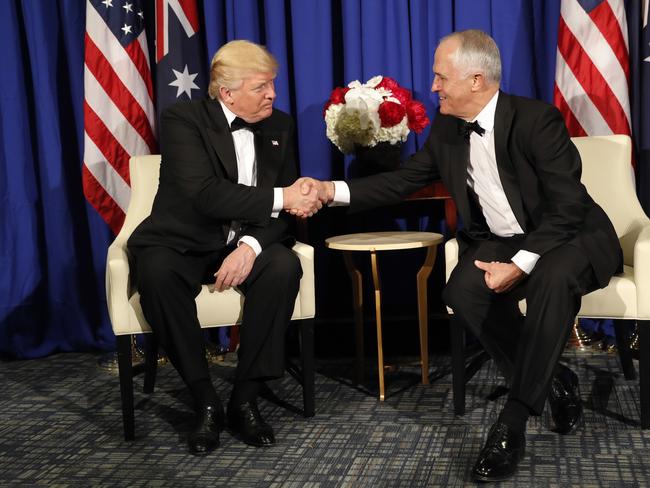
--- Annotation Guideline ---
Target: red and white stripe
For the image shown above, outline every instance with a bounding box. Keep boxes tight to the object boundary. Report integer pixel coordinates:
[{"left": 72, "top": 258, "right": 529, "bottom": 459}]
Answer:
[
  {"left": 554, "top": 0, "right": 631, "bottom": 138},
  {"left": 83, "top": 1, "right": 156, "bottom": 234}
]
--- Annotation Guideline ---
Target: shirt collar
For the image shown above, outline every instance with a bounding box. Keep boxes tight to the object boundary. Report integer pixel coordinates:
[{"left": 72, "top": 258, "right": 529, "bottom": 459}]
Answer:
[
  {"left": 472, "top": 91, "right": 499, "bottom": 133},
  {"left": 219, "top": 100, "right": 237, "bottom": 127}
]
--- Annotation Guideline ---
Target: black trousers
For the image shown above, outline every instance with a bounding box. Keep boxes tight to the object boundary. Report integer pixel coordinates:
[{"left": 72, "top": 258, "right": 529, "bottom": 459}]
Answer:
[
  {"left": 442, "top": 236, "right": 599, "bottom": 414},
  {"left": 131, "top": 243, "right": 302, "bottom": 388}
]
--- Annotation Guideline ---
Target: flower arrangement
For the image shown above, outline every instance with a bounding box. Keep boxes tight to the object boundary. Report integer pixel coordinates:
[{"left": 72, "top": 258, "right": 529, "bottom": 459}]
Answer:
[{"left": 323, "top": 75, "right": 430, "bottom": 154}]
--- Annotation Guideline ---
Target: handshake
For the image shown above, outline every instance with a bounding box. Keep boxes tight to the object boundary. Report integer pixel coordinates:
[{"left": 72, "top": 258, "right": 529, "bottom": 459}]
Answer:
[{"left": 282, "top": 177, "right": 335, "bottom": 218}]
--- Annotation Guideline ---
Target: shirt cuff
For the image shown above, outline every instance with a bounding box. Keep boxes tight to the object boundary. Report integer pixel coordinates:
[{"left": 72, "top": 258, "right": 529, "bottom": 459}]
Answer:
[
  {"left": 511, "top": 250, "right": 540, "bottom": 275},
  {"left": 271, "top": 187, "right": 283, "bottom": 218},
  {"left": 238, "top": 236, "right": 262, "bottom": 256},
  {"left": 330, "top": 180, "right": 350, "bottom": 206}
]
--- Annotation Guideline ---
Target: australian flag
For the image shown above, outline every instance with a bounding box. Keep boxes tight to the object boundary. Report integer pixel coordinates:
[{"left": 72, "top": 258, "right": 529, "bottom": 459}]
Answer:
[
  {"left": 628, "top": 0, "right": 650, "bottom": 213},
  {"left": 154, "top": 0, "right": 207, "bottom": 118}
]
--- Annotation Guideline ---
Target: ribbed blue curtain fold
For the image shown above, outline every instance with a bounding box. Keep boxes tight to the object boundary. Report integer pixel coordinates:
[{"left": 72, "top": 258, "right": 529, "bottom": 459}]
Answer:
[
  {"left": 0, "top": 0, "right": 114, "bottom": 358},
  {"left": 1, "top": 0, "right": 588, "bottom": 358}
]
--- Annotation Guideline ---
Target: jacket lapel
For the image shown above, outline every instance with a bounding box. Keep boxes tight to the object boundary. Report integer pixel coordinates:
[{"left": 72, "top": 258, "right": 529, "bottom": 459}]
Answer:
[
  {"left": 205, "top": 100, "right": 239, "bottom": 182},
  {"left": 439, "top": 117, "right": 474, "bottom": 228},
  {"left": 254, "top": 121, "right": 286, "bottom": 188},
  {"left": 493, "top": 92, "right": 527, "bottom": 231}
]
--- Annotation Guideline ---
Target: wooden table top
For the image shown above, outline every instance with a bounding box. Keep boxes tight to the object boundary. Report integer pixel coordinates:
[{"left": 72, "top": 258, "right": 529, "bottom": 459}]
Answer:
[{"left": 325, "top": 231, "right": 444, "bottom": 252}]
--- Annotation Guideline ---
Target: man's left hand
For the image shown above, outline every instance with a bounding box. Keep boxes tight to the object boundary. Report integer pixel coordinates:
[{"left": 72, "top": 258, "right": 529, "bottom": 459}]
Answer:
[
  {"left": 213, "top": 243, "right": 257, "bottom": 292},
  {"left": 474, "top": 260, "right": 526, "bottom": 293}
]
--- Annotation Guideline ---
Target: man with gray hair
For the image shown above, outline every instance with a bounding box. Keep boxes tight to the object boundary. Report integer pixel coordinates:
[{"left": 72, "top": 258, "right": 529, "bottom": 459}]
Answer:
[
  {"left": 301, "top": 29, "right": 622, "bottom": 481},
  {"left": 128, "top": 40, "right": 321, "bottom": 455}
]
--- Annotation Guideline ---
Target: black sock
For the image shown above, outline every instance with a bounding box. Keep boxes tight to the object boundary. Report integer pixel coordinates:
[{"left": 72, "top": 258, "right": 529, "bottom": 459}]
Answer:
[
  {"left": 498, "top": 398, "right": 530, "bottom": 435},
  {"left": 189, "top": 378, "right": 219, "bottom": 407},
  {"left": 230, "top": 379, "right": 262, "bottom": 406}
]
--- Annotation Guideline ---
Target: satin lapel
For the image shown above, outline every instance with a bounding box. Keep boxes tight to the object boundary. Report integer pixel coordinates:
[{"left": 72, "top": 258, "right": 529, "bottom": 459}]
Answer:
[
  {"left": 205, "top": 100, "right": 238, "bottom": 182},
  {"left": 255, "top": 126, "right": 286, "bottom": 188},
  {"left": 493, "top": 93, "right": 527, "bottom": 231},
  {"left": 440, "top": 119, "right": 473, "bottom": 228}
]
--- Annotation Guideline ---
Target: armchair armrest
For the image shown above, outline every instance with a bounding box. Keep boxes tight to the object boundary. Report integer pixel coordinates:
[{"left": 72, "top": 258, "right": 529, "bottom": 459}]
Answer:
[
  {"left": 291, "top": 241, "right": 315, "bottom": 319},
  {"left": 634, "top": 224, "right": 650, "bottom": 318},
  {"left": 445, "top": 238, "right": 459, "bottom": 283},
  {"left": 105, "top": 236, "right": 132, "bottom": 332}
]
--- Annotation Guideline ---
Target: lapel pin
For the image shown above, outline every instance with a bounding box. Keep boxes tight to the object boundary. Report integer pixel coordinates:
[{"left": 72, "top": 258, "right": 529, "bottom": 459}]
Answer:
[{"left": 271, "top": 140, "right": 279, "bottom": 146}]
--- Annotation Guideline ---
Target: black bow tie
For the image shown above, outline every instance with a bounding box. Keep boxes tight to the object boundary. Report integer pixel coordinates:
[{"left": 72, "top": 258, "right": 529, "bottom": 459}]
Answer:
[
  {"left": 461, "top": 120, "right": 485, "bottom": 140},
  {"left": 230, "top": 117, "right": 259, "bottom": 132}
]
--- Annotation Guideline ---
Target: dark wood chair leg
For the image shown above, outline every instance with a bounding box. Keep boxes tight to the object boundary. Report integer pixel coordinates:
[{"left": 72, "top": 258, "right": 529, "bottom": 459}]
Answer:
[
  {"left": 613, "top": 319, "right": 637, "bottom": 380},
  {"left": 143, "top": 333, "right": 158, "bottom": 394},
  {"left": 117, "top": 334, "right": 135, "bottom": 441},
  {"left": 639, "top": 320, "right": 650, "bottom": 429},
  {"left": 299, "top": 318, "right": 315, "bottom": 417},
  {"left": 450, "top": 315, "right": 466, "bottom": 416}
]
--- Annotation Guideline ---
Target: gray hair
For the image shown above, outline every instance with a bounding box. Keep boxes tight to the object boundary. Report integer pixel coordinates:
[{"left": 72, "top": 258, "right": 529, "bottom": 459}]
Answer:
[{"left": 440, "top": 30, "right": 501, "bottom": 85}]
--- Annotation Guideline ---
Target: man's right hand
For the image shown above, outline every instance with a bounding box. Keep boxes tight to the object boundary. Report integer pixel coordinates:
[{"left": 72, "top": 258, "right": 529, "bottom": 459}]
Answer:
[
  {"left": 283, "top": 179, "right": 323, "bottom": 218},
  {"left": 285, "top": 177, "right": 334, "bottom": 217}
]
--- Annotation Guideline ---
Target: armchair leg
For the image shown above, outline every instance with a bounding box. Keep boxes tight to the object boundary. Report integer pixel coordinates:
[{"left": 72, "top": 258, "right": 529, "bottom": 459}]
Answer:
[
  {"left": 117, "top": 334, "right": 135, "bottom": 441},
  {"left": 299, "top": 318, "right": 315, "bottom": 417},
  {"left": 450, "top": 315, "right": 466, "bottom": 416},
  {"left": 639, "top": 320, "right": 650, "bottom": 429},
  {"left": 143, "top": 333, "right": 158, "bottom": 394},
  {"left": 613, "top": 319, "right": 637, "bottom": 380}
]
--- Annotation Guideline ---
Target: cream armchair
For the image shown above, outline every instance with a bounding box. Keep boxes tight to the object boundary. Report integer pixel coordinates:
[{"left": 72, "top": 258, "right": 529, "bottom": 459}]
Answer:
[
  {"left": 106, "top": 155, "right": 316, "bottom": 441},
  {"left": 445, "top": 135, "right": 650, "bottom": 427}
]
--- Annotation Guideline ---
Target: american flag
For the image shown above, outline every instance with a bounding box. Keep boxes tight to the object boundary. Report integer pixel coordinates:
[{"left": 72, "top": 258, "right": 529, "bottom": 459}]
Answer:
[
  {"left": 83, "top": 0, "right": 156, "bottom": 234},
  {"left": 154, "top": 0, "right": 206, "bottom": 118},
  {"left": 554, "top": 0, "right": 632, "bottom": 138}
]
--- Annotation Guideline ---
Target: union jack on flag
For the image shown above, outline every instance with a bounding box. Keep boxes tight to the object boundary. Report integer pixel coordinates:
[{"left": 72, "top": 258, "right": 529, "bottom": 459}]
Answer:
[
  {"left": 155, "top": 0, "right": 207, "bottom": 118},
  {"left": 83, "top": 0, "right": 156, "bottom": 234}
]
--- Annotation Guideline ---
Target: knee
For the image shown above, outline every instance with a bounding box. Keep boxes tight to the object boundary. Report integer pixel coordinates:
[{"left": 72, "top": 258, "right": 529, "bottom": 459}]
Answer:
[
  {"left": 135, "top": 256, "right": 183, "bottom": 296},
  {"left": 263, "top": 245, "right": 303, "bottom": 285},
  {"left": 442, "top": 266, "right": 488, "bottom": 312}
]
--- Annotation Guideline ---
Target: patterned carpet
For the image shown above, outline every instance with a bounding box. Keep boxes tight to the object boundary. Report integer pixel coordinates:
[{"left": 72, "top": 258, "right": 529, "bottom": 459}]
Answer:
[{"left": 1, "top": 347, "right": 649, "bottom": 487}]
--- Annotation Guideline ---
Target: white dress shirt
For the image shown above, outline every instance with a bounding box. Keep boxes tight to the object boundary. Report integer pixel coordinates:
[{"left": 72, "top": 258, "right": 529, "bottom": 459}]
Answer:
[
  {"left": 219, "top": 101, "right": 284, "bottom": 256},
  {"left": 331, "top": 92, "right": 540, "bottom": 274}
]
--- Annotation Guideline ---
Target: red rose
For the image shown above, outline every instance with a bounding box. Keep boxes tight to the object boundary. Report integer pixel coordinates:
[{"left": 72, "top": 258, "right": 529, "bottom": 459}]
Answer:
[
  {"left": 377, "top": 76, "right": 412, "bottom": 105},
  {"left": 406, "top": 101, "right": 430, "bottom": 133},
  {"left": 378, "top": 101, "right": 406, "bottom": 127},
  {"left": 323, "top": 86, "right": 349, "bottom": 116}
]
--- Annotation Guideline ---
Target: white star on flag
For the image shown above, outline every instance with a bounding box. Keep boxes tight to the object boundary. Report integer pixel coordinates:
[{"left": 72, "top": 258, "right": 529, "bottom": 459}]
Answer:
[
  {"left": 122, "top": 2, "right": 133, "bottom": 13},
  {"left": 169, "top": 65, "right": 200, "bottom": 98},
  {"left": 121, "top": 23, "right": 132, "bottom": 35},
  {"left": 101, "top": 0, "right": 113, "bottom": 7}
]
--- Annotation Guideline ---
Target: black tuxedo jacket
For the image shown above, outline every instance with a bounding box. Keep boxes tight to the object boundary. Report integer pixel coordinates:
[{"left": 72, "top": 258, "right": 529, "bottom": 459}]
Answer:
[
  {"left": 348, "top": 91, "right": 622, "bottom": 287},
  {"left": 128, "top": 99, "right": 297, "bottom": 253}
]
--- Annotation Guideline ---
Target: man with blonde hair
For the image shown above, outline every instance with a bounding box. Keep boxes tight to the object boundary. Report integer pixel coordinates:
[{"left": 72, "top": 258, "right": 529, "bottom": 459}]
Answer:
[
  {"left": 128, "top": 40, "right": 320, "bottom": 455},
  {"left": 301, "top": 30, "right": 622, "bottom": 481}
]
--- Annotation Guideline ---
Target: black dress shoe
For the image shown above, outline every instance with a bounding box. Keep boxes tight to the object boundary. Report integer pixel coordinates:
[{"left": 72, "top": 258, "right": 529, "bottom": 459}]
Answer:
[
  {"left": 548, "top": 365, "right": 582, "bottom": 434},
  {"left": 473, "top": 421, "right": 525, "bottom": 482},
  {"left": 227, "top": 401, "right": 275, "bottom": 447},
  {"left": 187, "top": 403, "right": 226, "bottom": 456}
]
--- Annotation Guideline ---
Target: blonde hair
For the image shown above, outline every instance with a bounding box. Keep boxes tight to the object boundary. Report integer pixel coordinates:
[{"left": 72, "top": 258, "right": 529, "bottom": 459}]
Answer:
[
  {"left": 208, "top": 40, "right": 279, "bottom": 99},
  {"left": 440, "top": 30, "right": 501, "bottom": 85}
]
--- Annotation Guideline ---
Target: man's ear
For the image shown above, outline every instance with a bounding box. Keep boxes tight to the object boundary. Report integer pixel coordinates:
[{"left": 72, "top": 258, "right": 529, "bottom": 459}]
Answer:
[
  {"left": 471, "top": 73, "right": 485, "bottom": 92},
  {"left": 219, "top": 86, "right": 233, "bottom": 104}
]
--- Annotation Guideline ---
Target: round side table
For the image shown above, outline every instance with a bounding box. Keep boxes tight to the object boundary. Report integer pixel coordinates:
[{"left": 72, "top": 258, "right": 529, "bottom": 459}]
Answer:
[{"left": 325, "top": 231, "right": 444, "bottom": 400}]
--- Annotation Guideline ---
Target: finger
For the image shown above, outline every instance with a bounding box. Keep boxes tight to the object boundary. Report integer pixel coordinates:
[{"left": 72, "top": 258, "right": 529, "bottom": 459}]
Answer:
[
  {"left": 300, "top": 181, "right": 312, "bottom": 195},
  {"left": 214, "top": 271, "right": 226, "bottom": 292},
  {"left": 474, "top": 260, "right": 491, "bottom": 271}
]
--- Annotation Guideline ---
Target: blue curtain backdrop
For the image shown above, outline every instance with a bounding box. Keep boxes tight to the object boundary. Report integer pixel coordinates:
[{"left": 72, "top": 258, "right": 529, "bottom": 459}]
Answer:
[{"left": 1, "top": 0, "right": 643, "bottom": 358}]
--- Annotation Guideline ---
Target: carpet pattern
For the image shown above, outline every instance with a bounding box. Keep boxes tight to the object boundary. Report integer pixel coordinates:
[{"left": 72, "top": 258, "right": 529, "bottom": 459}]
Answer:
[{"left": 1, "top": 349, "right": 649, "bottom": 487}]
